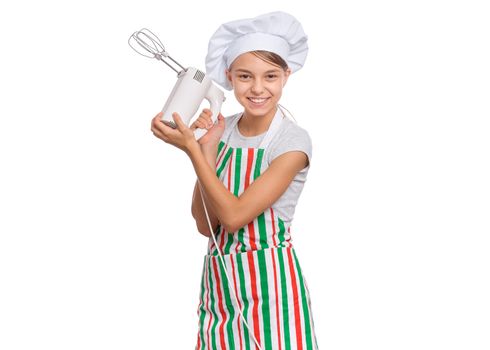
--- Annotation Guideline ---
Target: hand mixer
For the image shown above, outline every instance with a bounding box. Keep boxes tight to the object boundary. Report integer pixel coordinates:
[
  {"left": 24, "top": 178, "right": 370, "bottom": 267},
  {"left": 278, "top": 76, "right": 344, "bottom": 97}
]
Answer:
[
  {"left": 128, "top": 28, "right": 264, "bottom": 350},
  {"left": 128, "top": 28, "right": 225, "bottom": 140}
]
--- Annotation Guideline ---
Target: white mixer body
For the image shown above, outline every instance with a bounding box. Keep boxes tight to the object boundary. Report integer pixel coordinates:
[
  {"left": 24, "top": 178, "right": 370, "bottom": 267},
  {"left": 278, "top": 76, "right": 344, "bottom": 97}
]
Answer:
[{"left": 161, "top": 67, "right": 225, "bottom": 140}]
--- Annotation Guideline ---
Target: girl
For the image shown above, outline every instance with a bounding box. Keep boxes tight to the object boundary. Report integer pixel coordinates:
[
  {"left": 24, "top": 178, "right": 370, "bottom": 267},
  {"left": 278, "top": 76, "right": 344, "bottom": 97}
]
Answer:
[{"left": 150, "top": 11, "right": 318, "bottom": 350}]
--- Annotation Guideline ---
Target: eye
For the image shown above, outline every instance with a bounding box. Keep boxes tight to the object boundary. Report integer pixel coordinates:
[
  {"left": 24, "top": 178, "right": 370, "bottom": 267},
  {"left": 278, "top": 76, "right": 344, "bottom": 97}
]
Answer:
[
  {"left": 238, "top": 74, "right": 251, "bottom": 80},
  {"left": 266, "top": 74, "right": 278, "bottom": 80}
]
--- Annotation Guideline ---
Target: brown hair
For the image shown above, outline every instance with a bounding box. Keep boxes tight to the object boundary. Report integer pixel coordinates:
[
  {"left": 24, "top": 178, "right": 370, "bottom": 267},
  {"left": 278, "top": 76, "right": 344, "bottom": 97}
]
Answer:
[{"left": 250, "top": 50, "right": 289, "bottom": 71}]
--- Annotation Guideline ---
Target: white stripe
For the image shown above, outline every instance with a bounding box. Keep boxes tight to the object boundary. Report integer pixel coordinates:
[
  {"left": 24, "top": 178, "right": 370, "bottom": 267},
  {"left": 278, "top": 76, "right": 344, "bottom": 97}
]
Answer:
[
  {"left": 264, "top": 248, "right": 281, "bottom": 349},
  {"left": 281, "top": 248, "right": 296, "bottom": 346},
  {"left": 203, "top": 257, "right": 212, "bottom": 346}
]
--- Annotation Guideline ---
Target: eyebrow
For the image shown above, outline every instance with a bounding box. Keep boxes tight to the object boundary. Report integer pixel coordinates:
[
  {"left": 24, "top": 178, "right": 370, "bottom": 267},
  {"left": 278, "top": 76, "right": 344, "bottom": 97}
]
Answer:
[{"left": 234, "top": 68, "right": 281, "bottom": 74}]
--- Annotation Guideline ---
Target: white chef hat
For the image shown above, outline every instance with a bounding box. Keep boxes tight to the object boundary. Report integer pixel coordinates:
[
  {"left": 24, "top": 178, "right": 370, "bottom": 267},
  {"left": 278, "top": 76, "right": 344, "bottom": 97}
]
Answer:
[{"left": 205, "top": 11, "right": 309, "bottom": 90}]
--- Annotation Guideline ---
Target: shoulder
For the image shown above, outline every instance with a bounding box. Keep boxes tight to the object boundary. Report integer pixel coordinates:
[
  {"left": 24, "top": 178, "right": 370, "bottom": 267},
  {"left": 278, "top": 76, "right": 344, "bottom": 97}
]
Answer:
[
  {"left": 279, "top": 117, "right": 312, "bottom": 143},
  {"left": 268, "top": 117, "right": 313, "bottom": 164}
]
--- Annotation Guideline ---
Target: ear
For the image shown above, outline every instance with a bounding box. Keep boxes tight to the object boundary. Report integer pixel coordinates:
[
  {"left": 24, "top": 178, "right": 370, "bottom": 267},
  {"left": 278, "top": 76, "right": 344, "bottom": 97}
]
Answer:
[{"left": 225, "top": 68, "right": 233, "bottom": 85}]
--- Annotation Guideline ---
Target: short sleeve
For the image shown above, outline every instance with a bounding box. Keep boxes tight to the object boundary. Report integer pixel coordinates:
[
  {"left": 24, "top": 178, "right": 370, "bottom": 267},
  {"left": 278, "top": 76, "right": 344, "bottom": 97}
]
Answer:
[{"left": 267, "top": 123, "right": 312, "bottom": 168}]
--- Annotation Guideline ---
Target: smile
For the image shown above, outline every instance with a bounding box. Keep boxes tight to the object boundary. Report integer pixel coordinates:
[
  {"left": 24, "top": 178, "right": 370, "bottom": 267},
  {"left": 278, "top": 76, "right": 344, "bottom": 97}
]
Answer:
[{"left": 247, "top": 97, "right": 270, "bottom": 105}]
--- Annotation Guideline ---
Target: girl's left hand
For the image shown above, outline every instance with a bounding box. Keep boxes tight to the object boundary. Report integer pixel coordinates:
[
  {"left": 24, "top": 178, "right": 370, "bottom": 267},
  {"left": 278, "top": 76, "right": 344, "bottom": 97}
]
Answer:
[{"left": 151, "top": 111, "right": 198, "bottom": 154}]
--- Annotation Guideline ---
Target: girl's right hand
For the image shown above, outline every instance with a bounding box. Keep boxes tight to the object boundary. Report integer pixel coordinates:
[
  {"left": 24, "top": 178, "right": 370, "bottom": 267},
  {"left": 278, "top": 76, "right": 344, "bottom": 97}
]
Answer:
[{"left": 190, "top": 108, "right": 225, "bottom": 148}]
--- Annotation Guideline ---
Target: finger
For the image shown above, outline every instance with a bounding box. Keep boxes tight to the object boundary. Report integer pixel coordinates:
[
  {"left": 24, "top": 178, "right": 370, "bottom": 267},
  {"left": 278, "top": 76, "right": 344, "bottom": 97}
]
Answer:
[
  {"left": 196, "top": 119, "right": 208, "bottom": 129},
  {"left": 151, "top": 124, "right": 168, "bottom": 141},
  {"left": 204, "top": 114, "right": 215, "bottom": 127},
  {"left": 151, "top": 116, "right": 167, "bottom": 134},
  {"left": 172, "top": 112, "right": 187, "bottom": 132},
  {"left": 151, "top": 114, "right": 167, "bottom": 135},
  {"left": 217, "top": 113, "right": 225, "bottom": 126},
  {"left": 190, "top": 119, "right": 205, "bottom": 131},
  {"left": 153, "top": 116, "right": 177, "bottom": 136},
  {"left": 150, "top": 113, "right": 163, "bottom": 130}
]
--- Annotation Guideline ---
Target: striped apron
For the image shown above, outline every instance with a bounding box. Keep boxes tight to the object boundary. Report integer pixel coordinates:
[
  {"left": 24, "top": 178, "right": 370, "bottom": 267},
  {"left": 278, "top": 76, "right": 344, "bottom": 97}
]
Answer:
[{"left": 195, "top": 110, "right": 318, "bottom": 350}]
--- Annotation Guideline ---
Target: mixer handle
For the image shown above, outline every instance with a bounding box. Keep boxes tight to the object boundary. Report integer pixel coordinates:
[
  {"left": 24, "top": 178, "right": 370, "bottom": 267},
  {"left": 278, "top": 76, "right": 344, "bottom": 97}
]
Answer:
[{"left": 193, "top": 83, "right": 226, "bottom": 140}]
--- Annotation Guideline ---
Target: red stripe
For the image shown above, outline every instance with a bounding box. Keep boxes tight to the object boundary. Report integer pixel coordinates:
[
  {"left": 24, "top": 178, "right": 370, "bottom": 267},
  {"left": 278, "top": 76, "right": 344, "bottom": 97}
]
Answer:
[
  {"left": 224, "top": 151, "right": 233, "bottom": 252},
  {"left": 230, "top": 258, "right": 244, "bottom": 350},
  {"left": 234, "top": 152, "right": 242, "bottom": 254},
  {"left": 205, "top": 259, "right": 213, "bottom": 347},
  {"left": 244, "top": 148, "right": 254, "bottom": 189},
  {"left": 244, "top": 149, "right": 257, "bottom": 250},
  {"left": 216, "top": 144, "right": 228, "bottom": 167},
  {"left": 196, "top": 332, "right": 201, "bottom": 350},
  {"left": 212, "top": 259, "right": 228, "bottom": 350},
  {"left": 219, "top": 225, "right": 226, "bottom": 251},
  {"left": 287, "top": 249, "right": 304, "bottom": 349},
  {"left": 270, "top": 210, "right": 282, "bottom": 348},
  {"left": 247, "top": 251, "right": 262, "bottom": 348},
  {"left": 227, "top": 149, "right": 233, "bottom": 192},
  {"left": 270, "top": 208, "right": 277, "bottom": 246},
  {"left": 247, "top": 222, "right": 257, "bottom": 250}
]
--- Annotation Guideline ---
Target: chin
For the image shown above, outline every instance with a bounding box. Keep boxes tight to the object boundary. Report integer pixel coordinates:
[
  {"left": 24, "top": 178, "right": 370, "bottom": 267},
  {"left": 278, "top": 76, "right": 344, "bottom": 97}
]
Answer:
[
  {"left": 241, "top": 100, "right": 277, "bottom": 117},
  {"left": 243, "top": 107, "right": 273, "bottom": 118}
]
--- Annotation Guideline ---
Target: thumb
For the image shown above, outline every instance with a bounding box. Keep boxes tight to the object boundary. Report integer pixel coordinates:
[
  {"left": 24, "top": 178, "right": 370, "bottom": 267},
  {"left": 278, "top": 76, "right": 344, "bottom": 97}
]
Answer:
[{"left": 217, "top": 113, "right": 225, "bottom": 127}]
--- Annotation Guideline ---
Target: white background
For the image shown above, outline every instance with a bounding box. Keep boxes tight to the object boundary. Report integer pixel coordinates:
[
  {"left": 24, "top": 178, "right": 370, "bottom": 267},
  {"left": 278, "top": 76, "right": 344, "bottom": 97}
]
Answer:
[{"left": 0, "top": 0, "right": 489, "bottom": 349}]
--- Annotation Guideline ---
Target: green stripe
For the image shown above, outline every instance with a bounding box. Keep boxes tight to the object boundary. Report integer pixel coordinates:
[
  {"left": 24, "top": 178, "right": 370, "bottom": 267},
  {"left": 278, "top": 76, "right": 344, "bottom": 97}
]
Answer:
[
  {"left": 224, "top": 233, "right": 234, "bottom": 254},
  {"left": 234, "top": 148, "right": 242, "bottom": 196},
  {"left": 253, "top": 148, "right": 264, "bottom": 180},
  {"left": 277, "top": 217, "right": 286, "bottom": 246},
  {"left": 207, "top": 260, "right": 219, "bottom": 350},
  {"left": 254, "top": 148, "right": 264, "bottom": 180},
  {"left": 236, "top": 254, "right": 251, "bottom": 350},
  {"left": 216, "top": 147, "right": 233, "bottom": 178},
  {"left": 237, "top": 228, "right": 247, "bottom": 252},
  {"left": 257, "top": 249, "right": 273, "bottom": 349},
  {"left": 217, "top": 141, "right": 225, "bottom": 156},
  {"left": 293, "top": 250, "right": 314, "bottom": 350},
  {"left": 253, "top": 149, "right": 268, "bottom": 250},
  {"left": 218, "top": 258, "right": 236, "bottom": 349},
  {"left": 277, "top": 249, "right": 291, "bottom": 349},
  {"left": 198, "top": 258, "right": 207, "bottom": 349},
  {"left": 257, "top": 213, "right": 268, "bottom": 249}
]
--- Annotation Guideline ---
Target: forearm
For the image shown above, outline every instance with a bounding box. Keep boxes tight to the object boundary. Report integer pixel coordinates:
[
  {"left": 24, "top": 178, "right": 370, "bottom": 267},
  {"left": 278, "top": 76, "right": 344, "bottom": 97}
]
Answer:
[
  {"left": 191, "top": 150, "right": 220, "bottom": 236},
  {"left": 187, "top": 143, "right": 240, "bottom": 233}
]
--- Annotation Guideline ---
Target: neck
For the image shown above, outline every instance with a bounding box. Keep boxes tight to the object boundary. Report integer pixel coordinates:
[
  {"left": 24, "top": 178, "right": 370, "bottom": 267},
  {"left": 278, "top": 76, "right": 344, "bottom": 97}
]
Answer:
[{"left": 238, "top": 106, "right": 278, "bottom": 137}]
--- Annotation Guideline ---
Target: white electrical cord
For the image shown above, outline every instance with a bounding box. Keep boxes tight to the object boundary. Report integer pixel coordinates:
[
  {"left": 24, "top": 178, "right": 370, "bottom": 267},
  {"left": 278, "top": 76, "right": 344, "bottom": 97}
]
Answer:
[{"left": 197, "top": 180, "right": 263, "bottom": 350}]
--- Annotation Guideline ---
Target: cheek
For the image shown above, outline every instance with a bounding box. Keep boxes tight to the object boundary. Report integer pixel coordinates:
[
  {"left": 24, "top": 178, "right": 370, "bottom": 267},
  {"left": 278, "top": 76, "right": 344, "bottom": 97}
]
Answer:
[
  {"left": 269, "top": 84, "right": 283, "bottom": 98},
  {"left": 233, "top": 83, "right": 249, "bottom": 97}
]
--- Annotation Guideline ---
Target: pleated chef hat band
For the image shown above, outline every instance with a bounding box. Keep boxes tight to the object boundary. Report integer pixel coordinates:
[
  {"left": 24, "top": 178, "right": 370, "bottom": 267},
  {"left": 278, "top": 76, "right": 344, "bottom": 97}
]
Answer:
[{"left": 223, "top": 32, "right": 290, "bottom": 69}]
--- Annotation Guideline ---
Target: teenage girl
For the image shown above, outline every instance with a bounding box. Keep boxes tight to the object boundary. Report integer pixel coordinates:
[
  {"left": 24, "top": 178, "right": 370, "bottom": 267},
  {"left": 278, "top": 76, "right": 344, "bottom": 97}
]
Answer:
[{"left": 150, "top": 11, "right": 319, "bottom": 350}]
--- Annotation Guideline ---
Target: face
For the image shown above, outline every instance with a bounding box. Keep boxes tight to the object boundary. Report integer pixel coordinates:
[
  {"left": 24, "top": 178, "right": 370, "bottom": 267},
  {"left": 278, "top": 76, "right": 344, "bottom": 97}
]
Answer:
[{"left": 226, "top": 52, "right": 291, "bottom": 118}]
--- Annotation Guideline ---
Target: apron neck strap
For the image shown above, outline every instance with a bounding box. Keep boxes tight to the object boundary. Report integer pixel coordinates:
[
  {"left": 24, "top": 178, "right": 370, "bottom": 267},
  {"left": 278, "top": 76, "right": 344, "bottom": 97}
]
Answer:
[
  {"left": 227, "top": 107, "right": 285, "bottom": 149},
  {"left": 258, "top": 107, "right": 284, "bottom": 149}
]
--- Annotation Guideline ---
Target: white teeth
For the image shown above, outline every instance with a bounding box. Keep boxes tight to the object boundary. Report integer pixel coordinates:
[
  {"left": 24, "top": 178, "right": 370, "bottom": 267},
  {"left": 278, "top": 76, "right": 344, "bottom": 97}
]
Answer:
[{"left": 249, "top": 98, "right": 267, "bottom": 103}]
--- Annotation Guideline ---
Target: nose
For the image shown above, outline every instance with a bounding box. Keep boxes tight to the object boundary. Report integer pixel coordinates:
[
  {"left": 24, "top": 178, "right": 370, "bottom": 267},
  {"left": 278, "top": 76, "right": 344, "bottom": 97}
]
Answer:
[{"left": 251, "top": 79, "right": 264, "bottom": 95}]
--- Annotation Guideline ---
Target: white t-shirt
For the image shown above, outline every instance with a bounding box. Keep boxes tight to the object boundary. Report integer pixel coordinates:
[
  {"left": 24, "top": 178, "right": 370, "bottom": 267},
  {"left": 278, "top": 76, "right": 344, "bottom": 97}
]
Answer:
[{"left": 219, "top": 112, "right": 312, "bottom": 228}]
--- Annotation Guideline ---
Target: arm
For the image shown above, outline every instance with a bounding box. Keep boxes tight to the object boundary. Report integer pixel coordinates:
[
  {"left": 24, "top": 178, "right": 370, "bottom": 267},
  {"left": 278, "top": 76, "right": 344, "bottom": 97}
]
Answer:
[
  {"left": 187, "top": 141, "right": 308, "bottom": 233},
  {"left": 150, "top": 111, "right": 308, "bottom": 234},
  {"left": 191, "top": 146, "right": 220, "bottom": 237}
]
